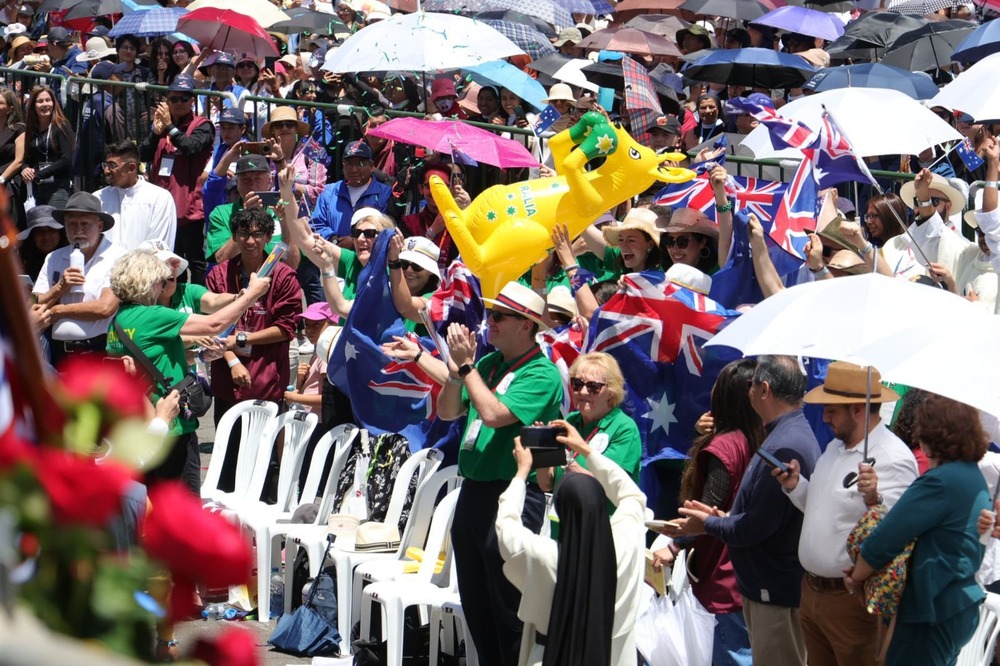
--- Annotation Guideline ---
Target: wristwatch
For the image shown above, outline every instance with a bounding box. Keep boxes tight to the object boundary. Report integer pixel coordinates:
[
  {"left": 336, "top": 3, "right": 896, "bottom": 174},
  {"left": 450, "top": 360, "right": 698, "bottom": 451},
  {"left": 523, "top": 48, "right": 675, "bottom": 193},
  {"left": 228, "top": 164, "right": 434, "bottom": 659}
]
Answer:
[
  {"left": 236, "top": 332, "right": 248, "bottom": 348},
  {"left": 457, "top": 363, "right": 475, "bottom": 378}
]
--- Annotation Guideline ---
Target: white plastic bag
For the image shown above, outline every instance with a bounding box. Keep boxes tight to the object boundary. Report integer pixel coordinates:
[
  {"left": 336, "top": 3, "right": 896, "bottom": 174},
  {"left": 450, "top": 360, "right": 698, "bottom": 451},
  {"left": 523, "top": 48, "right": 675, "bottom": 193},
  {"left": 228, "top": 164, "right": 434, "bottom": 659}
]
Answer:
[{"left": 24, "top": 182, "right": 35, "bottom": 210}]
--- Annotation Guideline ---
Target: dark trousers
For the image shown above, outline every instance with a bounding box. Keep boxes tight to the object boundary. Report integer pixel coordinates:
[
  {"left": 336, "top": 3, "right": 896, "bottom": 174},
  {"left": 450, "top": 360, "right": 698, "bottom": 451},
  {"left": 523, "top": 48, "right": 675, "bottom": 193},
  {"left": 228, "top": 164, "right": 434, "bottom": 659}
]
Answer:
[
  {"left": 886, "top": 604, "right": 980, "bottom": 666},
  {"left": 146, "top": 430, "right": 197, "bottom": 492},
  {"left": 451, "top": 478, "right": 545, "bottom": 666},
  {"left": 296, "top": 256, "right": 325, "bottom": 306},
  {"left": 49, "top": 334, "right": 108, "bottom": 369},
  {"left": 301, "top": 378, "right": 356, "bottom": 494},
  {"left": 175, "top": 222, "right": 206, "bottom": 285}
]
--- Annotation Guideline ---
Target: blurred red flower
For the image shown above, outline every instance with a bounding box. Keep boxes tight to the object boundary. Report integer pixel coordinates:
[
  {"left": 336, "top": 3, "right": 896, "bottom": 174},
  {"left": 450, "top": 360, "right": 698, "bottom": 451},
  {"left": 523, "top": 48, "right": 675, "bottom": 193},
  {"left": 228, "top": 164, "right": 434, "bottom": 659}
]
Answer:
[
  {"left": 192, "top": 627, "right": 259, "bottom": 666},
  {"left": 34, "top": 448, "right": 135, "bottom": 527},
  {"left": 57, "top": 353, "right": 151, "bottom": 419}
]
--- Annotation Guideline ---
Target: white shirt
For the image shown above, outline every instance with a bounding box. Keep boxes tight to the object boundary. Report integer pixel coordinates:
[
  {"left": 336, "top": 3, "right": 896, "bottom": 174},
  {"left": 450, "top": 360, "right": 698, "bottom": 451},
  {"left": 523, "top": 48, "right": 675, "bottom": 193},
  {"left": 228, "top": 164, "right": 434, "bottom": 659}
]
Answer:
[
  {"left": 32, "top": 237, "right": 125, "bottom": 341},
  {"left": 786, "top": 422, "right": 918, "bottom": 578},
  {"left": 97, "top": 178, "right": 177, "bottom": 252}
]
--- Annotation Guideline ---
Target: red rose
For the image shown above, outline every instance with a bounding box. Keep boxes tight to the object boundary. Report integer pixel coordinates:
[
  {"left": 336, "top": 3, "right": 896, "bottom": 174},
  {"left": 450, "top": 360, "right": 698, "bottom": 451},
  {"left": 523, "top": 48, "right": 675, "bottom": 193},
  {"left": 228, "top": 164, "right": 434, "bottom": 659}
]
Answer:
[
  {"left": 34, "top": 448, "right": 136, "bottom": 527},
  {"left": 0, "top": 431, "right": 36, "bottom": 469},
  {"left": 192, "top": 627, "right": 259, "bottom": 666},
  {"left": 57, "top": 353, "right": 151, "bottom": 419},
  {"left": 143, "top": 483, "right": 253, "bottom": 619}
]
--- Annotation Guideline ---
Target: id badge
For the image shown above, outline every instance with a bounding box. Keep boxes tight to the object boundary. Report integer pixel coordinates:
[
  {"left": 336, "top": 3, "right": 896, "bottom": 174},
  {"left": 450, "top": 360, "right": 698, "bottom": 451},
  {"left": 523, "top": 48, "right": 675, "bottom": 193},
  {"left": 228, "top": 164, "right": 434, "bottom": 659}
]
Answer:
[
  {"left": 158, "top": 156, "right": 175, "bottom": 177},
  {"left": 462, "top": 419, "right": 482, "bottom": 451}
]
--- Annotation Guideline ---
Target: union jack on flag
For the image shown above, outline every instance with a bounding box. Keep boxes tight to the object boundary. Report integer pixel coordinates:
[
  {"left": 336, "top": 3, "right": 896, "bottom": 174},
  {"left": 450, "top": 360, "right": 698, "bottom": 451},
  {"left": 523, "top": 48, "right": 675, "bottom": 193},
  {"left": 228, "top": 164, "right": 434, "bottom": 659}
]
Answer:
[
  {"left": 769, "top": 157, "right": 819, "bottom": 260},
  {"left": 808, "top": 111, "right": 876, "bottom": 189},
  {"left": 538, "top": 322, "right": 585, "bottom": 416},
  {"left": 654, "top": 174, "right": 787, "bottom": 224},
  {"left": 728, "top": 98, "right": 818, "bottom": 151}
]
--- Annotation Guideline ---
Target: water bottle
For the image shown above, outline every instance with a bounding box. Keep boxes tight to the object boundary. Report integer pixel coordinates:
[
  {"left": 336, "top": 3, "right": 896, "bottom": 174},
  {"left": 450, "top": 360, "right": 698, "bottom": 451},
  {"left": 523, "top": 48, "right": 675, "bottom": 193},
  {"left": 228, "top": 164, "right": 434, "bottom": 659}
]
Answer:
[
  {"left": 68, "top": 244, "right": 84, "bottom": 294},
  {"left": 269, "top": 567, "right": 284, "bottom": 619},
  {"left": 201, "top": 603, "right": 225, "bottom": 620}
]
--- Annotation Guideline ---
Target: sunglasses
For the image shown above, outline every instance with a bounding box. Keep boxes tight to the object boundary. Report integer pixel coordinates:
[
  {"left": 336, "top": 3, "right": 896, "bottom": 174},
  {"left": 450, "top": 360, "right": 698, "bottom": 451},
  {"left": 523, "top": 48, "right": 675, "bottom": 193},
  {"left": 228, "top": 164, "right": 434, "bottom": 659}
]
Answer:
[
  {"left": 662, "top": 235, "right": 691, "bottom": 249},
  {"left": 929, "top": 197, "right": 945, "bottom": 207},
  {"left": 351, "top": 228, "right": 378, "bottom": 239},
  {"left": 234, "top": 230, "right": 266, "bottom": 240},
  {"left": 399, "top": 260, "right": 424, "bottom": 272},
  {"left": 487, "top": 309, "right": 523, "bottom": 322},
  {"left": 570, "top": 378, "right": 606, "bottom": 393},
  {"left": 822, "top": 245, "right": 834, "bottom": 258},
  {"left": 271, "top": 120, "right": 299, "bottom": 129},
  {"left": 167, "top": 95, "right": 192, "bottom": 103}
]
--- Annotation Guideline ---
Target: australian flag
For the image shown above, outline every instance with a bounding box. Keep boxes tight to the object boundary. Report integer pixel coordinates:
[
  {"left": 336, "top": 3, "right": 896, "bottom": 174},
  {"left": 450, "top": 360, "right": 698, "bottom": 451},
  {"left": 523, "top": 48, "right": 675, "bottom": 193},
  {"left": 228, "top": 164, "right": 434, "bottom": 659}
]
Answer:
[
  {"left": 328, "top": 230, "right": 463, "bottom": 452},
  {"left": 809, "top": 111, "right": 876, "bottom": 189},
  {"left": 532, "top": 104, "right": 562, "bottom": 136},
  {"left": 585, "top": 272, "right": 741, "bottom": 483},
  {"left": 654, "top": 173, "right": 787, "bottom": 225},
  {"left": 770, "top": 157, "right": 819, "bottom": 260},
  {"left": 957, "top": 137, "right": 985, "bottom": 172}
]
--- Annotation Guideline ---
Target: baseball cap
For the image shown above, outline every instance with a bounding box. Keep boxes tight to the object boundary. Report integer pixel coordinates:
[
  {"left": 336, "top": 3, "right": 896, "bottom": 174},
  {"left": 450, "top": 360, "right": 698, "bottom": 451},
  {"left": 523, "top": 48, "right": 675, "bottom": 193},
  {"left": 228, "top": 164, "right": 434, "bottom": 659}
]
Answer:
[
  {"left": 298, "top": 301, "right": 338, "bottom": 323},
  {"left": 235, "top": 154, "right": 270, "bottom": 173},
  {"left": 343, "top": 140, "right": 373, "bottom": 161},
  {"left": 168, "top": 74, "right": 195, "bottom": 93},
  {"left": 138, "top": 239, "right": 189, "bottom": 277},
  {"left": 47, "top": 26, "right": 72, "bottom": 45},
  {"left": 218, "top": 108, "right": 247, "bottom": 125}
]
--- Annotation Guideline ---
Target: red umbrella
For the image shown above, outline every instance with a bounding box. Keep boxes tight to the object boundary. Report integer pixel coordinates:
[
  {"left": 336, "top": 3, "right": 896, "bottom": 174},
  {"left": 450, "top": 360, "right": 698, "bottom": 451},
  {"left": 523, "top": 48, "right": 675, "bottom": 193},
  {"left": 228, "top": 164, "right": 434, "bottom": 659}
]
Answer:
[
  {"left": 578, "top": 26, "right": 683, "bottom": 57},
  {"left": 177, "top": 7, "right": 278, "bottom": 57}
]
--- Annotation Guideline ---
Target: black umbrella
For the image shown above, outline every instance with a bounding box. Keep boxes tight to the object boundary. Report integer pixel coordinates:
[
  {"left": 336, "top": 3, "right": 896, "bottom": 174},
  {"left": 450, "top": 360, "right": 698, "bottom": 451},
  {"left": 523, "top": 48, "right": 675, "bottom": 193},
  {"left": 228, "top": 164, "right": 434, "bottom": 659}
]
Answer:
[
  {"left": 677, "top": 0, "right": 769, "bottom": 21},
  {"left": 784, "top": 0, "right": 857, "bottom": 12},
  {"left": 524, "top": 52, "right": 574, "bottom": 78},
  {"left": 56, "top": 0, "right": 155, "bottom": 19},
  {"left": 682, "top": 47, "right": 817, "bottom": 89},
  {"left": 270, "top": 8, "right": 350, "bottom": 37},
  {"left": 880, "top": 19, "right": 977, "bottom": 72},
  {"left": 827, "top": 11, "right": 928, "bottom": 54},
  {"left": 475, "top": 10, "right": 557, "bottom": 38},
  {"left": 580, "top": 60, "right": 681, "bottom": 115}
]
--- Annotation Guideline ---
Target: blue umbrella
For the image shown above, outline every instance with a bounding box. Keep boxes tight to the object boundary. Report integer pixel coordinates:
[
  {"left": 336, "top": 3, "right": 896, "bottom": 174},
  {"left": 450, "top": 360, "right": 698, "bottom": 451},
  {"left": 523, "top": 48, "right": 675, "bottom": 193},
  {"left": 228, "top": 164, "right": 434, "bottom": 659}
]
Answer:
[
  {"left": 108, "top": 6, "right": 188, "bottom": 37},
  {"left": 684, "top": 47, "right": 817, "bottom": 88},
  {"left": 483, "top": 20, "right": 557, "bottom": 59},
  {"left": 477, "top": 10, "right": 557, "bottom": 37},
  {"left": 484, "top": 0, "right": 572, "bottom": 28},
  {"left": 803, "top": 63, "right": 939, "bottom": 100},
  {"left": 556, "top": 0, "right": 615, "bottom": 15},
  {"left": 465, "top": 60, "right": 548, "bottom": 109},
  {"left": 952, "top": 19, "right": 1000, "bottom": 64},
  {"left": 751, "top": 5, "right": 845, "bottom": 42}
]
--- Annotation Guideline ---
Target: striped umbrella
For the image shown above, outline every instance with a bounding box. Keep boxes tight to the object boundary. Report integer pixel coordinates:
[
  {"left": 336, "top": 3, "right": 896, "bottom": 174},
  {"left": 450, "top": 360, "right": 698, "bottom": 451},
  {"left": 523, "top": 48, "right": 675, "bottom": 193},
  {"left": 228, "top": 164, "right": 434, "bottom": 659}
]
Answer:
[
  {"left": 886, "top": 0, "right": 957, "bottom": 12},
  {"left": 485, "top": 0, "right": 573, "bottom": 27},
  {"left": 108, "top": 6, "right": 188, "bottom": 37},
  {"left": 484, "top": 19, "right": 557, "bottom": 58}
]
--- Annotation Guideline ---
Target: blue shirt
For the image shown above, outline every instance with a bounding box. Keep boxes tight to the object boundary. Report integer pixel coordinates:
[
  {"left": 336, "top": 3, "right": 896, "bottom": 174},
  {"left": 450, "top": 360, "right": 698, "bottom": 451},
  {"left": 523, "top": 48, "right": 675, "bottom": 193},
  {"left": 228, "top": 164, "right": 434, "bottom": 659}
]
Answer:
[
  {"left": 704, "top": 409, "right": 821, "bottom": 607},
  {"left": 311, "top": 177, "right": 393, "bottom": 240}
]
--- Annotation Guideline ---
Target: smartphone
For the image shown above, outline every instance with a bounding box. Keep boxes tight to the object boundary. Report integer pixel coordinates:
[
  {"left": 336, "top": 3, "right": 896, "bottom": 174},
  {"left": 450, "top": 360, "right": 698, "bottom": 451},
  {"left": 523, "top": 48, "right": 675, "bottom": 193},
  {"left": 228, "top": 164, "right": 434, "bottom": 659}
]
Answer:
[
  {"left": 253, "top": 191, "right": 281, "bottom": 207},
  {"left": 756, "top": 448, "right": 789, "bottom": 475},
  {"left": 513, "top": 105, "right": 527, "bottom": 121},
  {"left": 19, "top": 274, "right": 33, "bottom": 289},
  {"left": 520, "top": 425, "right": 568, "bottom": 469},
  {"left": 243, "top": 141, "right": 269, "bottom": 155}
]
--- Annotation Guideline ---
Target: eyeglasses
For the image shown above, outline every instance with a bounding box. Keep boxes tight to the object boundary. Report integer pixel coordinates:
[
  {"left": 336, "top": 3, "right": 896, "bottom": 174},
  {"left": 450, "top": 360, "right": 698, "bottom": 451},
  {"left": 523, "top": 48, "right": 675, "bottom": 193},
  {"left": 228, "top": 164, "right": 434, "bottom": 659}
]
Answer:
[
  {"left": 167, "top": 95, "right": 192, "bottom": 103},
  {"left": 864, "top": 212, "right": 880, "bottom": 221},
  {"left": 662, "top": 235, "right": 691, "bottom": 249},
  {"left": 570, "top": 378, "right": 606, "bottom": 393},
  {"left": 102, "top": 160, "right": 134, "bottom": 170},
  {"left": 234, "top": 230, "right": 266, "bottom": 240},
  {"left": 351, "top": 228, "right": 378, "bottom": 239},
  {"left": 399, "top": 260, "right": 424, "bottom": 272},
  {"left": 487, "top": 309, "right": 524, "bottom": 322},
  {"left": 271, "top": 120, "right": 299, "bottom": 129}
]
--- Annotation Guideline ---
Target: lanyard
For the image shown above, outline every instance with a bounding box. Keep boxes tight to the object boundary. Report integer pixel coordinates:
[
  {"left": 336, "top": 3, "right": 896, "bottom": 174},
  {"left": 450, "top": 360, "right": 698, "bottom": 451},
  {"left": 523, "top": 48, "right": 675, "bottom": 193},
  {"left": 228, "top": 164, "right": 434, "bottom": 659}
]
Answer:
[{"left": 483, "top": 346, "right": 542, "bottom": 392}]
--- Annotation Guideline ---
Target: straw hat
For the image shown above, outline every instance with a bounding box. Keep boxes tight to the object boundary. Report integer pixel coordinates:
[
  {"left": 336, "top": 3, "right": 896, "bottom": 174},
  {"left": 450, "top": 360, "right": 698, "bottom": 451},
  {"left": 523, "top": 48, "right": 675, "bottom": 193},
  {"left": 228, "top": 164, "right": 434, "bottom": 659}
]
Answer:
[
  {"left": 8, "top": 35, "right": 35, "bottom": 60},
  {"left": 547, "top": 285, "right": 578, "bottom": 318},
  {"left": 899, "top": 172, "right": 965, "bottom": 213},
  {"left": 803, "top": 361, "right": 899, "bottom": 404},
  {"left": 482, "top": 281, "right": 549, "bottom": 329},
  {"left": 602, "top": 208, "right": 661, "bottom": 247},
  {"left": 260, "top": 105, "right": 310, "bottom": 139},
  {"left": 662, "top": 207, "right": 720, "bottom": 239}
]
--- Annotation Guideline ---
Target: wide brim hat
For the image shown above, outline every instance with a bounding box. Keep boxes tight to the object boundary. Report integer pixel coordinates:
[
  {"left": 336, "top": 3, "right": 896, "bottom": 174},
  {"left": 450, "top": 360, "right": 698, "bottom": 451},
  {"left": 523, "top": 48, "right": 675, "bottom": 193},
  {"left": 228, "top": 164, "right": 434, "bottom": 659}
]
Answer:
[
  {"left": 827, "top": 249, "right": 867, "bottom": 276},
  {"left": 546, "top": 285, "right": 577, "bottom": 318},
  {"left": 8, "top": 35, "right": 35, "bottom": 59},
  {"left": 482, "top": 281, "right": 550, "bottom": 330},
  {"left": 76, "top": 37, "right": 117, "bottom": 62},
  {"left": 138, "top": 239, "right": 189, "bottom": 277},
  {"left": 899, "top": 173, "right": 965, "bottom": 214},
  {"left": 553, "top": 27, "right": 582, "bottom": 47},
  {"left": 260, "top": 105, "right": 310, "bottom": 139},
  {"left": 602, "top": 208, "right": 661, "bottom": 247},
  {"left": 16, "top": 205, "right": 61, "bottom": 240},
  {"left": 398, "top": 236, "right": 441, "bottom": 279},
  {"left": 542, "top": 82, "right": 576, "bottom": 103},
  {"left": 964, "top": 189, "right": 984, "bottom": 229},
  {"left": 803, "top": 361, "right": 899, "bottom": 404},
  {"left": 663, "top": 207, "right": 720, "bottom": 239},
  {"left": 53, "top": 192, "right": 115, "bottom": 230}
]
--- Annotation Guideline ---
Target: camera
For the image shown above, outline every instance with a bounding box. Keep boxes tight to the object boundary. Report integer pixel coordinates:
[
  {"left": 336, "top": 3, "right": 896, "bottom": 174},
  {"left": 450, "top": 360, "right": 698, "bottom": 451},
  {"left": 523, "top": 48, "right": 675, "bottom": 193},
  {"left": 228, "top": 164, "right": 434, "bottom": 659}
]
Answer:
[{"left": 520, "top": 425, "right": 569, "bottom": 469}]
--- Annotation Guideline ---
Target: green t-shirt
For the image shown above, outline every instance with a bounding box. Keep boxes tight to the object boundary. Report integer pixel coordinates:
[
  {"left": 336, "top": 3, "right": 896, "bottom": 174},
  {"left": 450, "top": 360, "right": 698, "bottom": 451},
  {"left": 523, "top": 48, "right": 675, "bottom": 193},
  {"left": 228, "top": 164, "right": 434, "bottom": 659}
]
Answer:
[
  {"left": 459, "top": 348, "right": 564, "bottom": 482},
  {"left": 170, "top": 282, "right": 207, "bottom": 315},
  {"left": 402, "top": 291, "right": 434, "bottom": 337},
  {"left": 554, "top": 407, "right": 642, "bottom": 486},
  {"left": 516, "top": 252, "right": 619, "bottom": 292},
  {"left": 107, "top": 303, "right": 194, "bottom": 436},
  {"left": 337, "top": 247, "right": 363, "bottom": 301},
  {"left": 205, "top": 200, "right": 282, "bottom": 263}
]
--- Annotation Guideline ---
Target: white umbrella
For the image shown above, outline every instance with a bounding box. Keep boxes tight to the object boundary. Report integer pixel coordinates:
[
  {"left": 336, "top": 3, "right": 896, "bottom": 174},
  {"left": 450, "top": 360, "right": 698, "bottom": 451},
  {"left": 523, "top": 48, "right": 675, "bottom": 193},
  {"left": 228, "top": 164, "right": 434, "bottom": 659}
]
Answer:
[
  {"left": 321, "top": 12, "right": 525, "bottom": 73},
  {"left": 931, "top": 52, "right": 1000, "bottom": 124},
  {"left": 551, "top": 58, "right": 599, "bottom": 92},
  {"left": 185, "top": 0, "right": 288, "bottom": 27},
  {"left": 742, "top": 87, "right": 962, "bottom": 159},
  {"left": 705, "top": 273, "right": 1000, "bottom": 416}
]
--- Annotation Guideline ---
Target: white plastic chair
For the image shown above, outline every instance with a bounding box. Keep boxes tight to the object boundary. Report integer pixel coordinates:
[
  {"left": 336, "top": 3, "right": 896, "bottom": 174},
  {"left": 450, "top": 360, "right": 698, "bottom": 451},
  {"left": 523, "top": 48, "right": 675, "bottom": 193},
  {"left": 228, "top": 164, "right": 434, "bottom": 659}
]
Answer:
[
  {"left": 358, "top": 487, "right": 461, "bottom": 666},
  {"left": 957, "top": 592, "right": 1000, "bottom": 666},
  {"left": 430, "top": 594, "right": 479, "bottom": 666},
  {"left": 201, "top": 400, "right": 278, "bottom": 507},
  {"left": 350, "top": 466, "right": 462, "bottom": 632}
]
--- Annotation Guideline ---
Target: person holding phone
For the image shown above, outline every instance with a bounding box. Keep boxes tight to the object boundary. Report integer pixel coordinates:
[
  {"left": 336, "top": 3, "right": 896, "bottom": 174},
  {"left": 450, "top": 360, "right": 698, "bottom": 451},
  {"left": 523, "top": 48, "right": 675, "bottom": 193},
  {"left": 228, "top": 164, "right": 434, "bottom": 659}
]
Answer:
[
  {"left": 670, "top": 355, "right": 820, "bottom": 666},
  {"left": 771, "top": 362, "right": 917, "bottom": 666}
]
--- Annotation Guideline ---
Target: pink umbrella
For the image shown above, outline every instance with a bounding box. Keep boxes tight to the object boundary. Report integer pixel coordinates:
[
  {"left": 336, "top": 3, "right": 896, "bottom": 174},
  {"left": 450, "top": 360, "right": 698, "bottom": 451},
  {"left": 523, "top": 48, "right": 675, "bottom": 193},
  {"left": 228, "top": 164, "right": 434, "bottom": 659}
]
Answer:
[
  {"left": 366, "top": 117, "right": 539, "bottom": 168},
  {"left": 177, "top": 7, "right": 279, "bottom": 57}
]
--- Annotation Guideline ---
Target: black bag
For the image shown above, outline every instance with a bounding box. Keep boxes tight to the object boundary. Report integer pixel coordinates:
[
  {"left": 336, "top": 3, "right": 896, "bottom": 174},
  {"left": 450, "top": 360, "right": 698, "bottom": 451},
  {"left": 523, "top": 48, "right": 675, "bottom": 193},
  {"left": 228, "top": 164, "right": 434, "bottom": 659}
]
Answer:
[
  {"left": 269, "top": 536, "right": 343, "bottom": 657},
  {"left": 113, "top": 318, "right": 212, "bottom": 418}
]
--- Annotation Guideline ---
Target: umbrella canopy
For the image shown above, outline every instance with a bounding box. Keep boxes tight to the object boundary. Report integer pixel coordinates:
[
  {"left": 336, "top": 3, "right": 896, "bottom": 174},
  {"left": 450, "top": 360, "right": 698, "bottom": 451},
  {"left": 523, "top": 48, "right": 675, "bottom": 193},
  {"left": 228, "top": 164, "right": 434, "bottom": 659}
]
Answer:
[
  {"left": 803, "top": 62, "right": 940, "bottom": 100},
  {"left": 683, "top": 47, "right": 816, "bottom": 88},
  {"left": 524, "top": 52, "right": 574, "bottom": 77},
  {"left": 678, "top": 0, "right": 770, "bottom": 21},
  {"left": 931, "top": 51, "right": 1000, "bottom": 123},
  {"left": 482, "top": 19, "right": 557, "bottom": 59},
  {"left": 885, "top": 0, "right": 956, "bottom": 12},
  {"left": 880, "top": 19, "right": 977, "bottom": 72},
  {"left": 561, "top": 0, "right": 615, "bottom": 14},
  {"left": 705, "top": 273, "right": 1000, "bottom": 417},
  {"left": 185, "top": 0, "right": 288, "bottom": 27},
  {"left": 580, "top": 60, "right": 680, "bottom": 112},
  {"left": 107, "top": 5, "right": 186, "bottom": 36},
  {"left": 952, "top": 18, "right": 1000, "bottom": 63},
  {"left": 752, "top": 5, "right": 845, "bottom": 41},
  {"left": 577, "top": 26, "right": 683, "bottom": 57},
  {"left": 625, "top": 14, "right": 690, "bottom": 40},
  {"left": 321, "top": 12, "right": 525, "bottom": 73},
  {"left": 785, "top": 0, "right": 853, "bottom": 11},
  {"left": 550, "top": 57, "right": 599, "bottom": 91},
  {"left": 477, "top": 10, "right": 557, "bottom": 37},
  {"left": 177, "top": 7, "right": 279, "bottom": 56},
  {"left": 614, "top": 0, "right": 687, "bottom": 14},
  {"left": 61, "top": 0, "right": 155, "bottom": 20},
  {"left": 425, "top": 0, "right": 573, "bottom": 26},
  {"left": 465, "top": 60, "right": 548, "bottom": 109},
  {"left": 366, "top": 117, "right": 539, "bottom": 167},
  {"left": 828, "top": 11, "right": 927, "bottom": 52},
  {"left": 742, "top": 87, "right": 962, "bottom": 158},
  {"left": 269, "top": 8, "right": 350, "bottom": 37}
]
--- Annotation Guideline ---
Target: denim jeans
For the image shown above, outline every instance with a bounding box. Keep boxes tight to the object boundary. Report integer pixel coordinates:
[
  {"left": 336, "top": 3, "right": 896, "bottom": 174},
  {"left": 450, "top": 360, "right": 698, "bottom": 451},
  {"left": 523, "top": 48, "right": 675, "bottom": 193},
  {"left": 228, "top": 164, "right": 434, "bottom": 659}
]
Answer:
[{"left": 713, "top": 609, "right": 753, "bottom": 666}]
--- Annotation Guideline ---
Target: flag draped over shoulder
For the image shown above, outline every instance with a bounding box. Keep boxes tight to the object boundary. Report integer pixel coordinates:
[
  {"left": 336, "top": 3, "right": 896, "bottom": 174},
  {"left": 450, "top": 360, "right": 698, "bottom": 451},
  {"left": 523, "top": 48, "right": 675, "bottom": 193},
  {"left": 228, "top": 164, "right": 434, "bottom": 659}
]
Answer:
[{"left": 537, "top": 321, "right": 585, "bottom": 416}]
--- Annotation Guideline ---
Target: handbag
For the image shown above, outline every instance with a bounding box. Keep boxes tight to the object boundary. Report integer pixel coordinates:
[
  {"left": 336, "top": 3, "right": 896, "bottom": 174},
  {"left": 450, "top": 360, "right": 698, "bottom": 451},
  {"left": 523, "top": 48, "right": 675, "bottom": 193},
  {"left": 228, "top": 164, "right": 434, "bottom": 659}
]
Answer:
[
  {"left": 269, "top": 536, "right": 343, "bottom": 657},
  {"left": 112, "top": 317, "right": 212, "bottom": 418},
  {"left": 846, "top": 503, "right": 915, "bottom": 617}
]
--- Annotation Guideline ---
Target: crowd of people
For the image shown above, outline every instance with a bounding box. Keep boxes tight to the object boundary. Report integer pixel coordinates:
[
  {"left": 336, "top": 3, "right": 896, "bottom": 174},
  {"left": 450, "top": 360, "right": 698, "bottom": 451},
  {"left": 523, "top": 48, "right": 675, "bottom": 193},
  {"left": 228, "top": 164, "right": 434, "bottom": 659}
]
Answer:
[{"left": 9, "top": 0, "right": 1000, "bottom": 664}]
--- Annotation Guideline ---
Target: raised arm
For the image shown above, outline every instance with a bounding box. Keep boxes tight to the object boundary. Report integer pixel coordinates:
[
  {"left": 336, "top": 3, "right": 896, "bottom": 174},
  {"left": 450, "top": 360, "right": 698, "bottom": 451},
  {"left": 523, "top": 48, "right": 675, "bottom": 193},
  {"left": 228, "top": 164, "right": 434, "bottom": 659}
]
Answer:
[
  {"left": 179, "top": 273, "right": 270, "bottom": 336},
  {"left": 711, "top": 165, "right": 733, "bottom": 263},
  {"left": 387, "top": 233, "right": 428, "bottom": 322},
  {"left": 749, "top": 214, "right": 787, "bottom": 297}
]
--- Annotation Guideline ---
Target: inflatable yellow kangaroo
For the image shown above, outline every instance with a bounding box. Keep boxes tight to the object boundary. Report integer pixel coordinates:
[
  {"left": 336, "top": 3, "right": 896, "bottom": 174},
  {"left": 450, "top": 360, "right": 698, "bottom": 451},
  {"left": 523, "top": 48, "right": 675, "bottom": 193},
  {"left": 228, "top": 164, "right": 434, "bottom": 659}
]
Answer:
[{"left": 429, "top": 111, "right": 696, "bottom": 298}]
